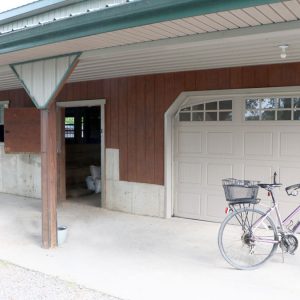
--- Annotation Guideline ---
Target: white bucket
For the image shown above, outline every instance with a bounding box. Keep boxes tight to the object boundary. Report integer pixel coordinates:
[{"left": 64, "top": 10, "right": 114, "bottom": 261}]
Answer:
[
  {"left": 57, "top": 226, "right": 68, "bottom": 246},
  {"left": 86, "top": 176, "right": 95, "bottom": 191}
]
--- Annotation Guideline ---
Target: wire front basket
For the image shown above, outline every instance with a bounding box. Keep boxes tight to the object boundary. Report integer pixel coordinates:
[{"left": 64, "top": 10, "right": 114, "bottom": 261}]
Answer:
[{"left": 222, "top": 178, "right": 260, "bottom": 204}]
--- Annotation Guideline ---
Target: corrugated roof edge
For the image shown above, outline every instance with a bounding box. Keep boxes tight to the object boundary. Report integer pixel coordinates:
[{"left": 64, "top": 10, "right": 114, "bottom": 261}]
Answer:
[{"left": 0, "top": 0, "right": 83, "bottom": 25}]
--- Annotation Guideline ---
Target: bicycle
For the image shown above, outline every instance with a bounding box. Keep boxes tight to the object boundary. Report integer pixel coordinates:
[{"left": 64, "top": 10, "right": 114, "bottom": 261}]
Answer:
[{"left": 218, "top": 177, "right": 300, "bottom": 270}]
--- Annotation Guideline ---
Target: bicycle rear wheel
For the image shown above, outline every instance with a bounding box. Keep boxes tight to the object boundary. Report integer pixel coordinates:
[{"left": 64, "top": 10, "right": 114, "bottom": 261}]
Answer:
[{"left": 218, "top": 207, "right": 279, "bottom": 270}]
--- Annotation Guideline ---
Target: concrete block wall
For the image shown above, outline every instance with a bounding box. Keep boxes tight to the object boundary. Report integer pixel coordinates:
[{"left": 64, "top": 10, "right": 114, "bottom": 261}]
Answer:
[
  {"left": 106, "top": 149, "right": 165, "bottom": 217},
  {"left": 0, "top": 145, "right": 41, "bottom": 198}
]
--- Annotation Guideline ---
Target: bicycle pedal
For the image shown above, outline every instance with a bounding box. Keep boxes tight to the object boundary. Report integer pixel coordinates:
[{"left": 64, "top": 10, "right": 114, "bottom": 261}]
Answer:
[{"left": 268, "top": 225, "right": 281, "bottom": 230}]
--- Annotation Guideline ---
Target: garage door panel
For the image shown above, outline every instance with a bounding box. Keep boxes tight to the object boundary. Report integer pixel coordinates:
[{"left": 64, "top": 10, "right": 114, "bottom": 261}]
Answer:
[
  {"left": 175, "top": 192, "right": 201, "bottom": 218},
  {"left": 205, "top": 193, "right": 226, "bottom": 221},
  {"left": 279, "top": 166, "right": 300, "bottom": 185},
  {"left": 244, "top": 132, "right": 273, "bottom": 156},
  {"left": 178, "top": 162, "right": 202, "bottom": 184},
  {"left": 207, "top": 163, "right": 233, "bottom": 186},
  {"left": 280, "top": 132, "right": 300, "bottom": 157},
  {"left": 178, "top": 131, "right": 202, "bottom": 154},
  {"left": 244, "top": 164, "right": 273, "bottom": 182},
  {"left": 207, "top": 132, "right": 233, "bottom": 154}
]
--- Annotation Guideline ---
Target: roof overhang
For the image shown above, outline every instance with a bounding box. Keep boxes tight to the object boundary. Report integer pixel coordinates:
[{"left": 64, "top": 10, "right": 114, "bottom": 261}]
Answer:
[
  {"left": 0, "top": 0, "right": 299, "bottom": 92},
  {"left": 0, "top": 0, "right": 282, "bottom": 55}
]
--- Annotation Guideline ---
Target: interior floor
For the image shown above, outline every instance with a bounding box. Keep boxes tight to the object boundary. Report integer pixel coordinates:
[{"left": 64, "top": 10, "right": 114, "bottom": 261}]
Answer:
[
  {"left": 66, "top": 186, "right": 93, "bottom": 199},
  {"left": 66, "top": 192, "right": 101, "bottom": 207}
]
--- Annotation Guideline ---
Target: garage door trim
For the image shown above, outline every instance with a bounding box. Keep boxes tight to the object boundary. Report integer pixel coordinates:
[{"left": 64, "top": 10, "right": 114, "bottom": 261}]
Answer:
[{"left": 164, "top": 86, "right": 300, "bottom": 218}]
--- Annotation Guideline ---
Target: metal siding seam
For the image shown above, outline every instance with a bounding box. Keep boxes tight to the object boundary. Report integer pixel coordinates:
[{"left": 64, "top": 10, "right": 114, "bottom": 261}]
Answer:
[{"left": 10, "top": 52, "right": 81, "bottom": 109}]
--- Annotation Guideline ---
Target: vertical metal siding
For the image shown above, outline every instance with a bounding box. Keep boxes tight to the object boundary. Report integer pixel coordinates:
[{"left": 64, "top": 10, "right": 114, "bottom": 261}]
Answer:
[
  {"left": 13, "top": 54, "right": 78, "bottom": 108},
  {"left": 0, "top": 0, "right": 135, "bottom": 33},
  {"left": 4, "top": 62, "right": 300, "bottom": 184}
]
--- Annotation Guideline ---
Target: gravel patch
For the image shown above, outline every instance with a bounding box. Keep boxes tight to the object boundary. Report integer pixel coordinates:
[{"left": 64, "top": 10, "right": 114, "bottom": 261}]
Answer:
[{"left": 0, "top": 260, "right": 123, "bottom": 300}]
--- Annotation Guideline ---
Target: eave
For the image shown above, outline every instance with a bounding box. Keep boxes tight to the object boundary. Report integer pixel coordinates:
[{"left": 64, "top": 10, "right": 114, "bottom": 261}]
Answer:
[{"left": 0, "top": 0, "right": 281, "bottom": 55}]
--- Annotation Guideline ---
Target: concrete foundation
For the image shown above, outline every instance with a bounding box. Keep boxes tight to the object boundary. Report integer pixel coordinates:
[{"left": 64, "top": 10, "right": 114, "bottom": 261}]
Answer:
[
  {"left": 0, "top": 145, "right": 165, "bottom": 218},
  {"left": 0, "top": 144, "right": 41, "bottom": 198},
  {"left": 106, "top": 149, "right": 165, "bottom": 217}
]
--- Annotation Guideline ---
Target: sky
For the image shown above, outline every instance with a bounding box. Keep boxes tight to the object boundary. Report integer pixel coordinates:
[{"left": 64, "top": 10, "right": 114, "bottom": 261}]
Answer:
[{"left": 0, "top": 0, "right": 38, "bottom": 13}]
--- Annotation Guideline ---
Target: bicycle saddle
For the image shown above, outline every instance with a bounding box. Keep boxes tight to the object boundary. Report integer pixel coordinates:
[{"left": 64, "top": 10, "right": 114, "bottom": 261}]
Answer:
[{"left": 258, "top": 183, "right": 282, "bottom": 190}]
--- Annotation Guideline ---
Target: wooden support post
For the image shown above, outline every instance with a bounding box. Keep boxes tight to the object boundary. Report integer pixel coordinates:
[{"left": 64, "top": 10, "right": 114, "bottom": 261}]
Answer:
[
  {"left": 10, "top": 54, "right": 80, "bottom": 248},
  {"left": 41, "top": 102, "right": 58, "bottom": 248}
]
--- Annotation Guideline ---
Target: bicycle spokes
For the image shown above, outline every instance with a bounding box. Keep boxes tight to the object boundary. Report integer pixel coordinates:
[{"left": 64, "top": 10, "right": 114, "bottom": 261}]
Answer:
[{"left": 218, "top": 208, "right": 279, "bottom": 270}]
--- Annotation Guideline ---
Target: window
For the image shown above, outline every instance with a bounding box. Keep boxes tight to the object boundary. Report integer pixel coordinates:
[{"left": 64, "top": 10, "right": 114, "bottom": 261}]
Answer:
[
  {"left": 65, "top": 107, "right": 101, "bottom": 144},
  {"left": 65, "top": 117, "right": 75, "bottom": 138},
  {"left": 245, "top": 97, "right": 300, "bottom": 121},
  {"left": 179, "top": 100, "right": 232, "bottom": 122}
]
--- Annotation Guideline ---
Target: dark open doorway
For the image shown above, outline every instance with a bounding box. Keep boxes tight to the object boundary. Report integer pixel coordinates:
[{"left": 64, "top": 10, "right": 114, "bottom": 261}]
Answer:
[{"left": 64, "top": 106, "right": 101, "bottom": 206}]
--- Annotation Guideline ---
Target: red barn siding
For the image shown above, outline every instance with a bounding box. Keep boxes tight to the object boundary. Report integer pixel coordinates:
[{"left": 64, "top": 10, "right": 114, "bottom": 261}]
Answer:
[
  {"left": 2, "top": 62, "right": 300, "bottom": 185},
  {"left": 118, "top": 77, "right": 129, "bottom": 181},
  {"left": 0, "top": 89, "right": 32, "bottom": 107}
]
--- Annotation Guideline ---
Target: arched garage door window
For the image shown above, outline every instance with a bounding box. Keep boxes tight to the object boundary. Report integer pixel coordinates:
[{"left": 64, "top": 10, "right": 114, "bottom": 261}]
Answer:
[{"left": 179, "top": 99, "right": 232, "bottom": 122}]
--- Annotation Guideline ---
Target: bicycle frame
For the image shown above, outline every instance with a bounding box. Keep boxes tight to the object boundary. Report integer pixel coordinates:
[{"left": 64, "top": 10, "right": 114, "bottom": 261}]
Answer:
[
  {"left": 251, "top": 203, "right": 280, "bottom": 244},
  {"left": 252, "top": 189, "right": 300, "bottom": 244},
  {"left": 282, "top": 202, "right": 300, "bottom": 231}
]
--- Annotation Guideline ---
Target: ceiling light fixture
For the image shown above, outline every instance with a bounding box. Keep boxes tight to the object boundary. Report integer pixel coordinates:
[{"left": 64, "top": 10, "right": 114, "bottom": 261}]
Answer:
[{"left": 279, "top": 45, "right": 288, "bottom": 59}]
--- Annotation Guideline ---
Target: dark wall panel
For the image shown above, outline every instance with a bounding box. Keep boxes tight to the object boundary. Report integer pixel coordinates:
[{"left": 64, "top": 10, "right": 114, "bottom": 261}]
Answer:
[
  {"left": 127, "top": 77, "right": 137, "bottom": 182},
  {"left": 0, "top": 89, "right": 33, "bottom": 107},
  {"left": 4, "top": 108, "right": 40, "bottom": 153},
  {"left": 136, "top": 76, "right": 146, "bottom": 183},
  {"left": 144, "top": 75, "right": 155, "bottom": 184},
  {"left": 118, "top": 78, "right": 128, "bottom": 181}
]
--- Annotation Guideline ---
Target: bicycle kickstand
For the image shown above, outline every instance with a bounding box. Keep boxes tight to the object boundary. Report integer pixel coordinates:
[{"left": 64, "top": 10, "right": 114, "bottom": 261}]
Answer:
[{"left": 281, "top": 247, "right": 285, "bottom": 263}]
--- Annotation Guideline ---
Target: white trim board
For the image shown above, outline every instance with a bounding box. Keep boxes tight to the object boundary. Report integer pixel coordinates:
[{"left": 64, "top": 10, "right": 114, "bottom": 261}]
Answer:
[
  {"left": 164, "top": 86, "right": 300, "bottom": 218},
  {"left": 0, "top": 100, "right": 9, "bottom": 106},
  {"left": 57, "top": 99, "right": 106, "bottom": 107}
]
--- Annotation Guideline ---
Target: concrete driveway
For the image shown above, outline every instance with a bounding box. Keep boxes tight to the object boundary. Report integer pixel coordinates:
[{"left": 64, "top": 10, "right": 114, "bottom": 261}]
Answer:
[
  {"left": 0, "top": 193, "right": 299, "bottom": 300},
  {"left": 0, "top": 260, "right": 120, "bottom": 300}
]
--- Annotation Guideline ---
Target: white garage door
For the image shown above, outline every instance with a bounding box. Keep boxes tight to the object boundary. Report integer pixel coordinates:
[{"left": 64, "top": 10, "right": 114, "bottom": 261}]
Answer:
[{"left": 174, "top": 95, "right": 300, "bottom": 222}]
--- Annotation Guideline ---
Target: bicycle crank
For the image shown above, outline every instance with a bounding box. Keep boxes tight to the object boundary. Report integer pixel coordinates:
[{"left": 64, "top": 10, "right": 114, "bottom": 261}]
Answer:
[{"left": 280, "top": 234, "right": 298, "bottom": 255}]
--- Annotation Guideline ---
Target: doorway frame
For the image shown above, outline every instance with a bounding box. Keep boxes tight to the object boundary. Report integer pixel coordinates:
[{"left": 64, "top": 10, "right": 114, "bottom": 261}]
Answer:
[{"left": 57, "top": 99, "right": 106, "bottom": 206}]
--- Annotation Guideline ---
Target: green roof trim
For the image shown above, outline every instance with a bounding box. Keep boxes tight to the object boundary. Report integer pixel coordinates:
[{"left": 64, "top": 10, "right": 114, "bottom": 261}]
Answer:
[{"left": 0, "top": 0, "right": 281, "bottom": 55}]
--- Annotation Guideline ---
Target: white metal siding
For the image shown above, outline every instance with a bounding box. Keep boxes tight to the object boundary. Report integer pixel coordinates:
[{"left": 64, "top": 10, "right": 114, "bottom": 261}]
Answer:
[
  {"left": 0, "top": 0, "right": 136, "bottom": 34},
  {"left": 13, "top": 54, "right": 78, "bottom": 107}
]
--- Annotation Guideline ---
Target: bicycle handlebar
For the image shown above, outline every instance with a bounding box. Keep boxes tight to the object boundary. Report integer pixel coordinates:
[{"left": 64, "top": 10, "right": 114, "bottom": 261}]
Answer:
[{"left": 286, "top": 183, "right": 300, "bottom": 196}]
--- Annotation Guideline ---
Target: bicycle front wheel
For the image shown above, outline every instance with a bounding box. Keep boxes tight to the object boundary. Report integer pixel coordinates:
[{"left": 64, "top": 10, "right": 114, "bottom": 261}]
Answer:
[{"left": 218, "top": 207, "right": 279, "bottom": 270}]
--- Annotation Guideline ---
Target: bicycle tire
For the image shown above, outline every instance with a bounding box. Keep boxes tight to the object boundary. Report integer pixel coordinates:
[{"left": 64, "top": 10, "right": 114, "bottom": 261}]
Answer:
[{"left": 218, "top": 207, "right": 279, "bottom": 270}]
